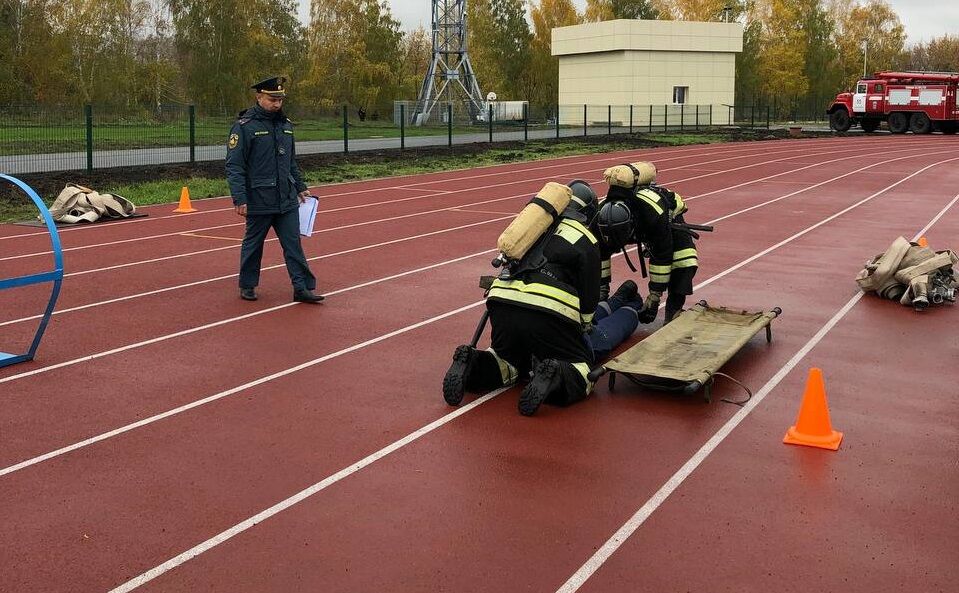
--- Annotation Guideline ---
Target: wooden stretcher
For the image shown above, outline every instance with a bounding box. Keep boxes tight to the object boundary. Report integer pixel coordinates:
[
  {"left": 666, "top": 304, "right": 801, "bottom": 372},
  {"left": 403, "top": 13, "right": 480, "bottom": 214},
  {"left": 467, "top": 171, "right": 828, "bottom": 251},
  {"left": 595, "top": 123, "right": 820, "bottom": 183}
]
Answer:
[{"left": 587, "top": 301, "right": 782, "bottom": 402}]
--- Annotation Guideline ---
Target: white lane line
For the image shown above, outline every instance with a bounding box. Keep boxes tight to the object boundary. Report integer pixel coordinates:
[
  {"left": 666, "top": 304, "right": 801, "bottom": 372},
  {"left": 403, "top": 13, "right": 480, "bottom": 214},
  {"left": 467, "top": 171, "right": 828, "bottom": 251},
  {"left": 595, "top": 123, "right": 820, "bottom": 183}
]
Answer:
[
  {"left": 0, "top": 146, "right": 945, "bottom": 328},
  {"left": 103, "top": 186, "right": 959, "bottom": 593},
  {"left": 0, "top": 138, "right": 914, "bottom": 259},
  {"left": 0, "top": 136, "right": 933, "bottom": 244},
  {"left": 4, "top": 157, "right": 952, "bottom": 578},
  {"left": 105, "top": 383, "right": 508, "bottom": 593},
  {"left": 554, "top": 191, "right": 959, "bottom": 593}
]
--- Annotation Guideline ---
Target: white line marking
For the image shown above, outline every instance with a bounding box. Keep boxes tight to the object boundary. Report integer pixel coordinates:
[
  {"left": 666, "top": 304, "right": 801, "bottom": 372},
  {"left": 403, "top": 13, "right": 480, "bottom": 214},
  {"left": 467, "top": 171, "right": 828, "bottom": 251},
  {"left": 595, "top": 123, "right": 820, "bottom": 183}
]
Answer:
[
  {"left": 90, "top": 158, "right": 959, "bottom": 593},
  {"left": 554, "top": 191, "right": 959, "bottom": 593},
  {"left": 1, "top": 144, "right": 944, "bottom": 328},
  {"left": 105, "top": 383, "right": 508, "bottom": 593}
]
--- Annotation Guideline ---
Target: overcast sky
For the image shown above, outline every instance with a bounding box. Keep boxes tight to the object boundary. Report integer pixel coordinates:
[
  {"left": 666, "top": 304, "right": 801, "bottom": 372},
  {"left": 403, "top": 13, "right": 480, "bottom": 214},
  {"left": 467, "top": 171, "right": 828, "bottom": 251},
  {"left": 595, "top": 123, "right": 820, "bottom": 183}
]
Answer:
[{"left": 296, "top": 1, "right": 959, "bottom": 44}]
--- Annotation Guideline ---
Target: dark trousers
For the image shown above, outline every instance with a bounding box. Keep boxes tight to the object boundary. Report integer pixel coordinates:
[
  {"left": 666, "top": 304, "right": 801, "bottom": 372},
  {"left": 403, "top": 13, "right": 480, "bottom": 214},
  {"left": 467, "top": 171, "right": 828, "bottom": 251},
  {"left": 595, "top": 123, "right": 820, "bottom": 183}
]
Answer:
[
  {"left": 239, "top": 208, "right": 316, "bottom": 291},
  {"left": 590, "top": 296, "right": 642, "bottom": 360},
  {"left": 485, "top": 303, "right": 591, "bottom": 405}
]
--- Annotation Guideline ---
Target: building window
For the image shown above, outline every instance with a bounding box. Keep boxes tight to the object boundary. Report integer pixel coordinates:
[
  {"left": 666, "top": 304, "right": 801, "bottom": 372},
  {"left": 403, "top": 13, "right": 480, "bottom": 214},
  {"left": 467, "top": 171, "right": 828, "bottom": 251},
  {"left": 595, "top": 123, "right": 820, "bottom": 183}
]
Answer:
[{"left": 673, "top": 86, "right": 688, "bottom": 104}]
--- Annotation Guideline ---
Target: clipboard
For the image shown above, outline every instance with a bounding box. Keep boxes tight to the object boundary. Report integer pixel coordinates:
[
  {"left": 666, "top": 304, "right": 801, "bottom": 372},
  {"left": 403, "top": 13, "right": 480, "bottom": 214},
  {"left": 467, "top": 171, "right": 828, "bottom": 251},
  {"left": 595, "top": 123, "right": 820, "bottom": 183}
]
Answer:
[{"left": 298, "top": 195, "right": 319, "bottom": 237}]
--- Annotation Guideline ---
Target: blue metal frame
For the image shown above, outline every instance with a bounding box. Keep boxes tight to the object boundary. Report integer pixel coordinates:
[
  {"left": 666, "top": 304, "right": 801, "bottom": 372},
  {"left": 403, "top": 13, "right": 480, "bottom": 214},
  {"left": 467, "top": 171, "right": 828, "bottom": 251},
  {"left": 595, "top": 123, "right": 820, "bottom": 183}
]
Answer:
[{"left": 0, "top": 174, "right": 64, "bottom": 368}]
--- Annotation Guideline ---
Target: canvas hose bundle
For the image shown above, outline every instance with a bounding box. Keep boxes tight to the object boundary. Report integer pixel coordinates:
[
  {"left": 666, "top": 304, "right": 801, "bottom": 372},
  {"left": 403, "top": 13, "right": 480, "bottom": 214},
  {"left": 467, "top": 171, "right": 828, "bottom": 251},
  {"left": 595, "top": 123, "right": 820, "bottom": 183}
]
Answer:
[
  {"left": 47, "top": 184, "right": 136, "bottom": 224},
  {"left": 856, "top": 236, "right": 958, "bottom": 310}
]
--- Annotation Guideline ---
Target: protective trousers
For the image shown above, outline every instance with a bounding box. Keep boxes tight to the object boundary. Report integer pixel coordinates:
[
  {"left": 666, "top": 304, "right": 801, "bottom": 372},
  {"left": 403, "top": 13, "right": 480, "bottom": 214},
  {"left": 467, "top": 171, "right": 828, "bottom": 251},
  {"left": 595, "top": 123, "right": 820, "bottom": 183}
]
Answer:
[
  {"left": 239, "top": 208, "right": 316, "bottom": 291},
  {"left": 590, "top": 294, "right": 642, "bottom": 360},
  {"left": 466, "top": 303, "right": 592, "bottom": 406}
]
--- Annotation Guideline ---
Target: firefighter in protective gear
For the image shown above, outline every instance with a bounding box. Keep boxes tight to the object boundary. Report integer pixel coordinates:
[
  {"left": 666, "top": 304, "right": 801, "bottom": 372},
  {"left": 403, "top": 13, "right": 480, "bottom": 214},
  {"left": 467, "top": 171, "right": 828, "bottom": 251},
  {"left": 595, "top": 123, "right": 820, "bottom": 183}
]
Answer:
[
  {"left": 443, "top": 206, "right": 602, "bottom": 416},
  {"left": 596, "top": 179, "right": 699, "bottom": 324}
]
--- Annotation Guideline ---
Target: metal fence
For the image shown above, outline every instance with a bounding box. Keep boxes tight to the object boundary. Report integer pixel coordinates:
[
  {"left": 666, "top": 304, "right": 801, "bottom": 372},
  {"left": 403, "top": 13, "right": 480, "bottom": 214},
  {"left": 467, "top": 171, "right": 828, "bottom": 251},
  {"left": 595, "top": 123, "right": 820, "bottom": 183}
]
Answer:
[{"left": 0, "top": 102, "right": 771, "bottom": 175}]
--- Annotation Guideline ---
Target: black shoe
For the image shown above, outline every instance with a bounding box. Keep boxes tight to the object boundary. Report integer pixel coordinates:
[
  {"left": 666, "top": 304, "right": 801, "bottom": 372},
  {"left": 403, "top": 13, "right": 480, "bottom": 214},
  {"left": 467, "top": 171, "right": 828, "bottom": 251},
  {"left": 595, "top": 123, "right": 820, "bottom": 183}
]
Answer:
[
  {"left": 443, "top": 345, "right": 477, "bottom": 406},
  {"left": 293, "top": 288, "right": 325, "bottom": 303},
  {"left": 611, "top": 280, "right": 639, "bottom": 303},
  {"left": 240, "top": 288, "right": 258, "bottom": 301},
  {"left": 519, "top": 359, "right": 563, "bottom": 416}
]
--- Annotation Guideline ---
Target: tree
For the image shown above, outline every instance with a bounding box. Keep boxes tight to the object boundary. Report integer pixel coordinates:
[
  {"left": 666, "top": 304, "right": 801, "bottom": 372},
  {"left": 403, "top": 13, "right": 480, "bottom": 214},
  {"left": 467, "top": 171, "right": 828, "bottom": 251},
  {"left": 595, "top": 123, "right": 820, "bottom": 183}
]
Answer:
[
  {"left": 667, "top": 0, "right": 737, "bottom": 21},
  {"left": 755, "top": 0, "right": 808, "bottom": 98},
  {"left": 907, "top": 35, "right": 959, "bottom": 73},
  {"left": 169, "top": 0, "right": 304, "bottom": 115},
  {"left": 529, "top": 0, "right": 581, "bottom": 106},
  {"left": 467, "top": 0, "right": 532, "bottom": 99},
  {"left": 584, "top": 0, "right": 660, "bottom": 21},
  {"left": 833, "top": 0, "right": 906, "bottom": 89}
]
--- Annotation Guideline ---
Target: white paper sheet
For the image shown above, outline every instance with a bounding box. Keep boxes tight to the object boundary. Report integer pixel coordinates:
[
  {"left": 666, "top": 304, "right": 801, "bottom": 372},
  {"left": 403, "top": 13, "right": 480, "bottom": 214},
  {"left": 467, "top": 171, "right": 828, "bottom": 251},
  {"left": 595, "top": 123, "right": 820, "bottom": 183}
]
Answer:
[{"left": 298, "top": 196, "right": 318, "bottom": 237}]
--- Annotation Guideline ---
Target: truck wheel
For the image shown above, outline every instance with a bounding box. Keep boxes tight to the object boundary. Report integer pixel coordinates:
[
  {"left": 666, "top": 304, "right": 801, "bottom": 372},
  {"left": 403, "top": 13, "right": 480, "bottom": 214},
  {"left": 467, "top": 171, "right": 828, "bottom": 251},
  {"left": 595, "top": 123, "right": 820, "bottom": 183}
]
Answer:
[
  {"left": 829, "top": 109, "right": 851, "bottom": 132},
  {"left": 888, "top": 112, "right": 909, "bottom": 134},
  {"left": 860, "top": 119, "right": 880, "bottom": 133},
  {"left": 909, "top": 113, "right": 932, "bottom": 134}
]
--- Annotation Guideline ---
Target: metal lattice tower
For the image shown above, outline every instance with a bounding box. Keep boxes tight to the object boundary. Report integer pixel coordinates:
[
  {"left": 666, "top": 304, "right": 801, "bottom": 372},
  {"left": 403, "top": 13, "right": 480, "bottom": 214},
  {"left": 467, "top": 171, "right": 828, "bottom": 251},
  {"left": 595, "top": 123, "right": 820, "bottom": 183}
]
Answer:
[{"left": 412, "top": 0, "right": 485, "bottom": 125}]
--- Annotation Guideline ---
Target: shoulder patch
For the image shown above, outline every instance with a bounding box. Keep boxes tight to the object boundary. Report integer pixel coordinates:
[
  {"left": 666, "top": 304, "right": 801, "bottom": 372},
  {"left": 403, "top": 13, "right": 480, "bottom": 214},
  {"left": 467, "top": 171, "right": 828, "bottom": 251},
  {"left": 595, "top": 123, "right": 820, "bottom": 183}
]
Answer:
[{"left": 228, "top": 133, "right": 239, "bottom": 149}]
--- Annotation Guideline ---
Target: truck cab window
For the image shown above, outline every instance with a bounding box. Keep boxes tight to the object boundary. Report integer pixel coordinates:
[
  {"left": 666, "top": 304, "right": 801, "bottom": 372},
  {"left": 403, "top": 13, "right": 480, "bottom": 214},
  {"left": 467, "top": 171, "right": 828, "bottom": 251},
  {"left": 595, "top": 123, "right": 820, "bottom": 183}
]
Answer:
[{"left": 857, "top": 83, "right": 867, "bottom": 93}]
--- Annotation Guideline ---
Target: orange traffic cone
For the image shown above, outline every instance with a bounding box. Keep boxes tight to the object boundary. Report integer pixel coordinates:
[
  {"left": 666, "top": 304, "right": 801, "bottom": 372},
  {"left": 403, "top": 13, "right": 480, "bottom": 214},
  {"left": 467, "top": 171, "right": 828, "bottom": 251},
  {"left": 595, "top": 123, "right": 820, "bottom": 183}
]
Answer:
[
  {"left": 173, "top": 186, "right": 196, "bottom": 213},
  {"left": 917, "top": 236, "right": 929, "bottom": 248},
  {"left": 783, "top": 368, "right": 843, "bottom": 451}
]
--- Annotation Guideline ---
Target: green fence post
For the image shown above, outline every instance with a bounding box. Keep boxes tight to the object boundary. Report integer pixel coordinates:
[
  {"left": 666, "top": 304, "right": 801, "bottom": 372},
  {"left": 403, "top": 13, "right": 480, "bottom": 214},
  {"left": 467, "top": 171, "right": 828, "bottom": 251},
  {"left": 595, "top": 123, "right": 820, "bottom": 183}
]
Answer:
[
  {"left": 750, "top": 105, "right": 755, "bottom": 128},
  {"left": 649, "top": 105, "right": 653, "bottom": 133},
  {"left": 85, "top": 104, "right": 93, "bottom": 172},
  {"left": 400, "top": 104, "right": 405, "bottom": 149},
  {"left": 523, "top": 102, "right": 528, "bottom": 142},
  {"left": 343, "top": 105, "right": 349, "bottom": 153},
  {"left": 710, "top": 104, "right": 713, "bottom": 127},
  {"left": 607, "top": 105, "right": 611, "bottom": 135},
  {"left": 680, "top": 104, "right": 684, "bottom": 131},
  {"left": 189, "top": 105, "right": 196, "bottom": 164},
  {"left": 488, "top": 104, "right": 493, "bottom": 143},
  {"left": 766, "top": 105, "right": 771, "bottom": 129},
  {"left": 555, "top": 105, "right": 560, "bottom": 139},
  {"left": 448, "top": 103, "right": 453, "bottom": 148},
  {"left": 583, "top": 104, "right": 587, "bottom": 137},
  {"left": 664, "top": 105, "right": 668, "bottom": 131},
  {"left": 629, "top": 105, "right": 633, "bottom": 134},
  {"left": 695, "top": 104, "right": 699, "bottom": 130}
]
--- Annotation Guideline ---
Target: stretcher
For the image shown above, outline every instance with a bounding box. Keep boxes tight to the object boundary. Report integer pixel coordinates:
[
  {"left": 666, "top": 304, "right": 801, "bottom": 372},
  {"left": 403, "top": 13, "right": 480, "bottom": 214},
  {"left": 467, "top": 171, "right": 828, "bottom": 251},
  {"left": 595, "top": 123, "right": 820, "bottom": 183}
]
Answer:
[{"left": 587, "top": 301, "right": 782, "bottom": 402}]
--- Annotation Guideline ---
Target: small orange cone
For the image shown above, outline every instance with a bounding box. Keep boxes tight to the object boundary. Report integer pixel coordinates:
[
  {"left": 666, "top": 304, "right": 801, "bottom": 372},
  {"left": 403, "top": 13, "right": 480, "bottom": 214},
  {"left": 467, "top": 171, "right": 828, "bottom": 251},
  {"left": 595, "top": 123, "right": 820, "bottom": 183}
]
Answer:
[
  {"left": 173, "top": 186, "right": 196, "bottom": 213},
  {"left": 917, "top": 236, "right": 928, "bottom": 247},
  {"left": 783, "top": 368, "right": 843, "bottom": 451}
]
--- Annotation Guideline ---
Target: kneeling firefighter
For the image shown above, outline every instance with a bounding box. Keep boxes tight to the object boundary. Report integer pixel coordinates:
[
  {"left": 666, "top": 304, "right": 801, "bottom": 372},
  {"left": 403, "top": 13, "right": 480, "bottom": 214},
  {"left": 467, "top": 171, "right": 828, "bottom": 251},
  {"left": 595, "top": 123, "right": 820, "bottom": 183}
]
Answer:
[
  {"left": 596, "top": 162, "right": 701, "bottom": 324},
  {"left": 443, "top": 181, "right": 645, "bottom": 416}
]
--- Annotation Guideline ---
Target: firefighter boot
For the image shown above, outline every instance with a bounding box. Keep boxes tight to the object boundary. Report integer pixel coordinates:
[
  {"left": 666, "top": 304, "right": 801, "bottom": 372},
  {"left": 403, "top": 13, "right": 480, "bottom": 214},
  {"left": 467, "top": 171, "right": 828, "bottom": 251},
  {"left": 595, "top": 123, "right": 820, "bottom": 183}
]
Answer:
[
  {"left": 443, "top": 345, "right": 479, "bottom": 406},
  {"left": 519, "top": 359, "right": 566, "bottom": 416}
]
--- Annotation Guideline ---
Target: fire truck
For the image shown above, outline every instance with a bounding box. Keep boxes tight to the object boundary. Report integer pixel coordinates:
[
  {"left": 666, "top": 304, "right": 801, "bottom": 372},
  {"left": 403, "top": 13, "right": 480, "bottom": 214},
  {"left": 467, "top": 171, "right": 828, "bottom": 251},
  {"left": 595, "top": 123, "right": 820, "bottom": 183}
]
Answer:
[{"left": 827, "top": 71, "right": 959, "bottom": 134}]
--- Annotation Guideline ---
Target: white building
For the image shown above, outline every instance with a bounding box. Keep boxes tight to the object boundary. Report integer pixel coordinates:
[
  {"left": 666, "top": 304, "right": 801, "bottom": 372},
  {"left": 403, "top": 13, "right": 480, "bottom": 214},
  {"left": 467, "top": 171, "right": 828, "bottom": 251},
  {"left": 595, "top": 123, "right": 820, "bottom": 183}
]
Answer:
[{"left": 552, "top": 19, "right": 744, "bottom": 125}]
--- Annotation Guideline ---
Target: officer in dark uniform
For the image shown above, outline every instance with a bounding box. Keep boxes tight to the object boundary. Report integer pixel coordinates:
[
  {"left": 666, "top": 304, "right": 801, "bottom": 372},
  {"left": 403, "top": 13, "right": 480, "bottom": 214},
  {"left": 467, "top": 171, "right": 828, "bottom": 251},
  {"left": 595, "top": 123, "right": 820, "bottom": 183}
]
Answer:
[
  {"left": 226, "top": 76, "right": 324, "bottom": 303},
  {"left": 595, "top": 176, "right": 699, "bottom": 324}
]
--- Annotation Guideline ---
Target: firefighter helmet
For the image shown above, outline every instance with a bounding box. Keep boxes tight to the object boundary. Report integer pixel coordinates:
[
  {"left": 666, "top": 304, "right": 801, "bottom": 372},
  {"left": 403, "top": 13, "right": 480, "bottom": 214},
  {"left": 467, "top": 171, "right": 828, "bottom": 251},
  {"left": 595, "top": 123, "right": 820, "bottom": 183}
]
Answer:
[
  {"left": 595, "top": 200, "right": 633, "bottom": 251},
  {"left": 567, "top": 179, "right": 598, "bottom": 221}
]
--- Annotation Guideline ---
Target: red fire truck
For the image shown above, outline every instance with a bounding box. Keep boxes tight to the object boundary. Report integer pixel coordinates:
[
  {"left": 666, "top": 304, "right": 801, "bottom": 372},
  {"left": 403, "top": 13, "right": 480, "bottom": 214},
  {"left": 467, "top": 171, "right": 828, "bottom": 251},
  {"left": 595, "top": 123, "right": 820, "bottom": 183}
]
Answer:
[{"left": 827, "top": 71, "right": 959, "bottom": 134}]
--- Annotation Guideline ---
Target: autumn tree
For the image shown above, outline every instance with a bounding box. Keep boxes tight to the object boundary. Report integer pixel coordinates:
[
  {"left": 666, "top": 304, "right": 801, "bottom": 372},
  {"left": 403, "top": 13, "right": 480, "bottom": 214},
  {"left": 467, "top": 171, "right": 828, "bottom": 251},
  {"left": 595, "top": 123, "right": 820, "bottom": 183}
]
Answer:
[
  {"left": 529, "top": 0, "right": 581, "bottom": 106},
  {"left": 906, "top": 35, "right": 959, "bottom": 72},
  {"left": 584, "top": 0, "right": 660, "bottom": 21},
  {"left": 833, "top": 0, "right": 906, "bottom": 89},
  {"left": 467, "top": 0, "right": 532, "bottom": 100}
]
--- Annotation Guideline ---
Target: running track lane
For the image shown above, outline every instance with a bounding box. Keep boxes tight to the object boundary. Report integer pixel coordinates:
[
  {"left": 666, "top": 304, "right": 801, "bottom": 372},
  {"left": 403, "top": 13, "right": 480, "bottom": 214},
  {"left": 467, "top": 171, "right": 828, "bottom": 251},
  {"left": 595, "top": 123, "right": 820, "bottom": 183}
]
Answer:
[{"left": 0, "top": 141, "right": 956, "bottom": 588}]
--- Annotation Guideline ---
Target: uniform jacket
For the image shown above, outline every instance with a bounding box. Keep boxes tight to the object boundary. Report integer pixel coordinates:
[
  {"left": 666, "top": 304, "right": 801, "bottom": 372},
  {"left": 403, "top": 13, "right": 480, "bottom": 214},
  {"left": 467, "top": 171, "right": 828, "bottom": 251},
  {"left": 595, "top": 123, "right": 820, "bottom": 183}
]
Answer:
[
  {"left": 487, "top": 218, "right": 601, "bottom": 327},
  {"left": 225, "top": 104, "right": 308, "bottom": 215}
]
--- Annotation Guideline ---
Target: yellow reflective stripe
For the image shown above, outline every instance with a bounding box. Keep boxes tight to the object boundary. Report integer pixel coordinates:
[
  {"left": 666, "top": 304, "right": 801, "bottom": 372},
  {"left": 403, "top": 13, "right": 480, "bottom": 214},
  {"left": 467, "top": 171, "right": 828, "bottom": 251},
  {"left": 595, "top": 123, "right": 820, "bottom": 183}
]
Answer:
[
  {"left": 650, "top": 272, "right": 671, "bottom": 283},
  {"left": 672, "top": 258, "right": 698, "bottom": 269},
  {"left": 673, "top": 248, "right": 697, "bottom": 260},
  {"left": 556, "top": 218, "right": 596, "bottom": 245},
  {"left": 571, "top": 362, "right": 593, "bottom": 392},
  {"left": 489, "top": 279, "right": 581, "bottom": 322},
  {"left": 488, "top": 348, "right": 518, "bottom": 385},
  {"left": 649, "top": 264, "right": 672, "bottom": 274},
  {"left": 582, "top": 312, "right": 594, "bottom": 324},
  {"left": 283, "top": 129, "right": 293, "bottom": 134},
  {"left": 601, "top": 260, "right": 611, "bottom": 270},
  {"left": 672, "top": 193, "right": 687, "bottom": 217},
  {"left": 635, "top": 189, "right": 664, "bottom": 215}
]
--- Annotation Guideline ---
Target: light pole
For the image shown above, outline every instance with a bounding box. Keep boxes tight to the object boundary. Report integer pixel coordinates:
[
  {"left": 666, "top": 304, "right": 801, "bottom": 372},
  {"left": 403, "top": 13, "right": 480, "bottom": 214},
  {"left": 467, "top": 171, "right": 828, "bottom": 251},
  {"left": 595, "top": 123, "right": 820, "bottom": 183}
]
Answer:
[{"left": 862, "top": 39, "right": 868, "bottom": 77}]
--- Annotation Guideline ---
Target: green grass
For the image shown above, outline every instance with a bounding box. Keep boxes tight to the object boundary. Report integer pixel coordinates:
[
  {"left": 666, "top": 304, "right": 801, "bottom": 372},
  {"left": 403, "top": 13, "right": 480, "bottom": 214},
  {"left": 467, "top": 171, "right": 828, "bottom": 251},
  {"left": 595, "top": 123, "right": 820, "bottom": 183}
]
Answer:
[{"left": 0, "top": 135, "right": 731, "bottom": 222}]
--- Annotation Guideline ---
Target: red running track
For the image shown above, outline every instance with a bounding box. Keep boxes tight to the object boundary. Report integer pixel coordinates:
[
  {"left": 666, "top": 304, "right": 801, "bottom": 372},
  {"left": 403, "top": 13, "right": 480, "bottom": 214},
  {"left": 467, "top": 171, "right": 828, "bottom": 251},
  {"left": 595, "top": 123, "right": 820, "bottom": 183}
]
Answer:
[{"left": 0, "top": 135, "right": 956, "bottom": 593}]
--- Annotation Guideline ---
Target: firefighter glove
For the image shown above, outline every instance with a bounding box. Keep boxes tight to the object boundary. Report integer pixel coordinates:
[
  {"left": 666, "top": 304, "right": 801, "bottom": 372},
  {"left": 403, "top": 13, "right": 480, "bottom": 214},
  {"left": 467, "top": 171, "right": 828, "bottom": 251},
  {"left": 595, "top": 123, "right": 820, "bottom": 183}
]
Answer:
[{"left": 639, "top": 291, "right": 661, "bottom": 324}]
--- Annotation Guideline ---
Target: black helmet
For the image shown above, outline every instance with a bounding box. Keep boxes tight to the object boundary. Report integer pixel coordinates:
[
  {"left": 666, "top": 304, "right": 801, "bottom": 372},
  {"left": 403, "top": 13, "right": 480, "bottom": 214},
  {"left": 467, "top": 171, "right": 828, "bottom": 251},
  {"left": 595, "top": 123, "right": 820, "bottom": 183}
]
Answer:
[
  {"left": 567, "top": 179, "right": 597, "bottom": 214},
  {"left": 595, "top": 200, "right": 633, "bottom": 251}
]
